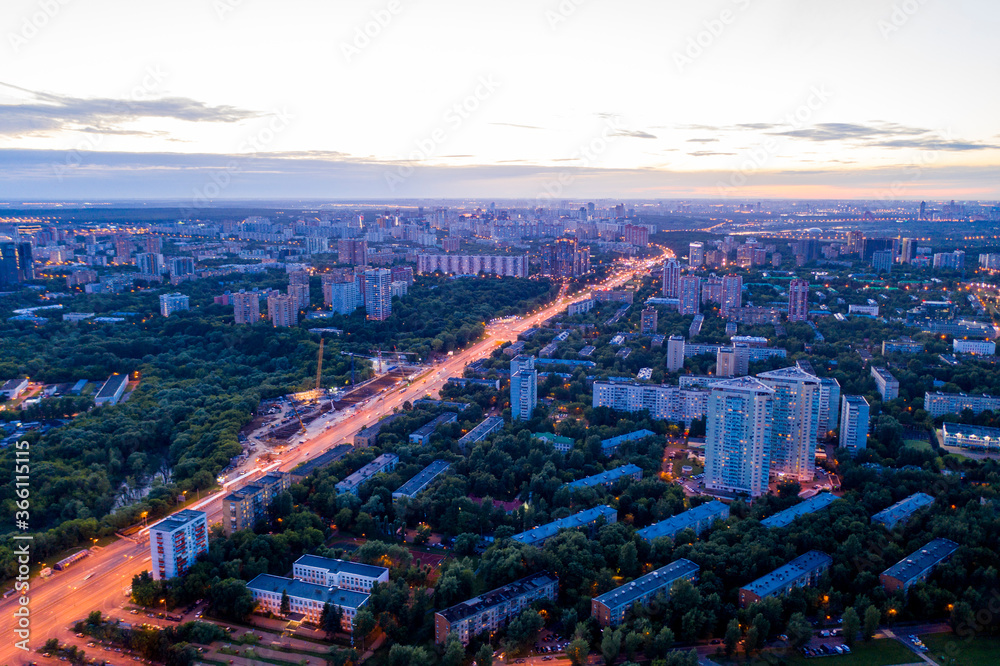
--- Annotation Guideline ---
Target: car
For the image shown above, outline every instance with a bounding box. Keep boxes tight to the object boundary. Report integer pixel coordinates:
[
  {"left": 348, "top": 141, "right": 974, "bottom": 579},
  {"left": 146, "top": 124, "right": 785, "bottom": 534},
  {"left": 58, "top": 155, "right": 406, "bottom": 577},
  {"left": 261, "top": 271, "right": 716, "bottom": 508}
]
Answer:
[
  {"left": 842, "top": 645, "right": 851, "bottom": 654},
  {"left": 129, "top": 610, "right": 139, "bottom": 615},
  {"left": 834, "top": 645, "right": 844, "bottom": 654},
  {"left": 76, "top": 633, "right": 85, "bottom": 638}
]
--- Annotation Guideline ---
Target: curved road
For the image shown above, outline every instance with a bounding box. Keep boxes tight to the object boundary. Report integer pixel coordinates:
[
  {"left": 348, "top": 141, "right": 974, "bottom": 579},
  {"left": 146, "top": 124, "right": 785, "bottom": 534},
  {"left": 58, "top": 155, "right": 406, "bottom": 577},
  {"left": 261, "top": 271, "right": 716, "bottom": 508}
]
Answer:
[{"left": 0, "top": 248, "right": 667, "bottom": 664}]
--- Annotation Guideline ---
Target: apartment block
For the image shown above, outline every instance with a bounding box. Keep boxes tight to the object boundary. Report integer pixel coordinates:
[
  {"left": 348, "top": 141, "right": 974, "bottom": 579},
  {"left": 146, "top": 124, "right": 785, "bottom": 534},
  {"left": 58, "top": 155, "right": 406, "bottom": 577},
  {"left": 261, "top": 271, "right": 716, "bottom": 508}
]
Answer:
[
  {"left": 511, "top": 506, "right": 617, "bottom": 547},
  {"left": 150, "top": 510, "right": 208, "bottom": 580},
  {"left": 434, "top": 572, "right": 558, "bottom": 644},
  {"left": 222, "top": 472, "right": 292, "bottom": 536},
  {"left": 335, "top": 453, "right": 399, "bottom": 495},
  {"left": 880, "top": 538, "right": 959, "bottom": 593},
  {"left": 739, "top": 551, "right": 832, "bottom": 607},
  {"left": 592, "top": 559, "right": 699, "bottom": 627},
  {"left": 292, "top": 554, "right": 389, "bottom": 593},
  {"left": 636, "top": 501, "right": 730, "bottom": 543}
]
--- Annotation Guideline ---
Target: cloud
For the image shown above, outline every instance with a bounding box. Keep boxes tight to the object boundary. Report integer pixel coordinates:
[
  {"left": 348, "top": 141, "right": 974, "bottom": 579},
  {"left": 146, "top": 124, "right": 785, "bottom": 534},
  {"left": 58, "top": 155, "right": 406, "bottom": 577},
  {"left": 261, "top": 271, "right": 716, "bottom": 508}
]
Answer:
[
  {"left": 767, "top": 121, "right": 999, "bottom": 151},
  {"left": 489, "top": 122, "right": 544, "bottom": 130},
  {"left": 688, "top": 150, "right": 736, "bottom": 157},
  {"left": 687, "top": 138, "right": 718, "bottom": 143},
  {"left": 0, "top": 82, "right": 260, "bottom": 137}
]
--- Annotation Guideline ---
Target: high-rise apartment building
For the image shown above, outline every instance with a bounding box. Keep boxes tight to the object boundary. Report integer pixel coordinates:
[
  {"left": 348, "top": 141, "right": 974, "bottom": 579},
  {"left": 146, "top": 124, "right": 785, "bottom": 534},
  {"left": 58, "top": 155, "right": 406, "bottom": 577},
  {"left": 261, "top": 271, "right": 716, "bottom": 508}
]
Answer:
[
  {"left": 364, "top": 268, "right": 392, "bottom": 321},
  {"left": 667, "top": 335, "right": 686, "bottom": 373},
  {"left": 641, "top": 307, "right": 658, "bottom": 335},
  {"left": 757, "top": 367, "right": 821, "bottom": 482},
  {"left": 839, "top": 395, "right": 870, "bottom": 456},
  {"left": 267, "top": 293, "right": 298, "bottom": 327},
  {"left": 721, "top": 275, "right": 743, "bottom": 317},
  {"left": 689, "top": 242, "right": 705, "bottom": 267},
  {"left": 662, "top": 259, "right": 681, "bottom": 298},
  {"left": 338, "top": 239, "right": 368, "bottom": 265},
  {"left": 679, "top": 276, "right": 701, "bottom": 315},
  {"left": 510, "top": 355, "right": 537, "bottom": 421},
  {"left": 136, "top": 252, "right": 164, "bottom": 276},
  {"left": 150, "top": 510, "right": 208, "bottom": 580},
  {"left": 232, "top": 291, "right": 261, "bottom": 324},
  {"left": 223, "top": 472, "right": 292, "bottom": 536},
  {"left": 705, "top": 377, "right": 774, "bottom": 497},
  {"left": 0, "top": 242, "right": 34, "bottom": 285},
  {"left": 288, "top": 283, "right": 310, "bottom": 310},
  {"left": 541, "top": 238, "right": 590, "bottom": 279},
  {"left": 787, "top": 279, "right": 809, "bottom": 322}
]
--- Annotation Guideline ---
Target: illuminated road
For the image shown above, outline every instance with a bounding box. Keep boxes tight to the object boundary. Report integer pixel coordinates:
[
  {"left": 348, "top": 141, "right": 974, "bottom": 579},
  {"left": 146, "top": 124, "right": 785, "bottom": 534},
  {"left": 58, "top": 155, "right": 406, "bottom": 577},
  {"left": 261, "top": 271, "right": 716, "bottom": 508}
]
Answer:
[{"left": 0, "top": 249, "right": 667, "bottom": 664}]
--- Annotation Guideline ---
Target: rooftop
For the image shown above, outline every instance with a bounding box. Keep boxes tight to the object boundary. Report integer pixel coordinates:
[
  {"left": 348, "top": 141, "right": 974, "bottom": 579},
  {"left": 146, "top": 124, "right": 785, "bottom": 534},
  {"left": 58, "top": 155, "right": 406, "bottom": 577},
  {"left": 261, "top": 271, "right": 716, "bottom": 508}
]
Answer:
[
  {"left": 593, "top": 559, "right": 699, "bottom": 610},
  {"left": 882, "top": 538, "right": 959, "bottom": 583},
  {"left": 95, "top": 373, "right": 129, "bottom": 399},
  {"left": 294, "top": 554, "right": 389, "bottom": 579},
  {"left": 511, "top": 505, "right": 616, "bottom": 546},
  {"left": 742, "top": 551, "right": 833, "bottom": 598},
  {"left": 872, "top": 493, "right": 935, "bottom": 528},
  {"left": 756, "top": 366, "right": 820, "bottom": 383},
  {"left": 761, "top": 492, "right": 840, "bottom": 529},
  {"left": 247, "top": 573, "right": 369, "bottom": 610},
  {"left": 410, "top": 413, "right": 458, "bottom": 439},
  {"left": 392, "top": 460, "right": 451, "bottom": 499},
  {"left": 567, "top": 464, "right": 642, "bottom": 490},
  {"left": 150, "top": 509, "right": 206, "bottom": 534},
  {"left": 637, "top": 501, "right": 730, "bottom": 541},
  {"left": 437, "top": 572, "right": 558, "bottom": 623},
  {"left": 711, "top": 376, "right": 775, "bottom": 395},
  {"left": 601, "top": 430, "right": 656, "bottom": 448}
]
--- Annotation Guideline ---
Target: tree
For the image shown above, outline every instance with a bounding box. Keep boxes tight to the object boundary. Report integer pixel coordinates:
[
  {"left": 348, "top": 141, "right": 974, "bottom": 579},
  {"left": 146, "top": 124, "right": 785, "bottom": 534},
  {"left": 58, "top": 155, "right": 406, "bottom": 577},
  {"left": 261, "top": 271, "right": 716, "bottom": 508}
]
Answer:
[
  {"left": 842, "top": 607, "right": 860, "bottom": 647},
  {"left": 863, "top": 605, "right": 881, "bottom": 641},
  {"left": 601, "top": 627, "right": 622, "bottom": 666},
  {"left": 724, "top": 618, "right": 740, "bottom": 657},
  {"left": 354, "top": 608, "right": 377, "bottom": 651},
  {"left": 567, "top": 638, "right": 590, "bottom": 666},
  {"left": 619, "top": 542, "right": 639, "bottom": 577},
  {"left": 442, "top": 632, "right": 465, "bottom": 666},
  {"left": 624, "top": 631, "right": 643, "bottom": 660},
  {"left": 475, "top": 643, "right": 493, "bottom": 666},
  {"left": 280, "top": 590, "right": 290, "bottom": 615},
  {"left": 786, "top": 612, "right": 812, "bottom": 648}
]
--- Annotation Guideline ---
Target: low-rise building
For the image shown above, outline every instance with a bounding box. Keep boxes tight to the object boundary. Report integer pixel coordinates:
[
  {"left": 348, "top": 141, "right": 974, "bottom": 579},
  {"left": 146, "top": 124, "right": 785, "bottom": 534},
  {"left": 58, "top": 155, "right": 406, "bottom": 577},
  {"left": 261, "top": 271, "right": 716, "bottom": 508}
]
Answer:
[
  {"left": 409, "top": 413, "right": 458, "bottom": 446},
  {"left": 392, "top": 460, "right": 451, "bottom": 500},
  {"left": 434, "top": 571, "right": 559, "bottom": 644},
  {"left": 336, "top": 453, "right": 399, "bottom": 495},
  {"left": 942, "top": 422, "right": 1000, "bottom": 451},
  {"left": 871, "top": 493, "right": 935, "bottom": 530},
  {"left": 354, "top": 413, "right": 403, "bottom": 448},
  {"left": 458, "top": 416, "right": 504, "bottom": 451},
  {"left": 924, "top": 392, "right": 1000, "bottom": 418},
  {"left": 592, "top": 559, "right": 700, "bottom": 627},
  {"left": 247, "top": 573, "right": 369, "bottom": 630},
  {"left": 532, "top": 432, "right": 575, "bottom": 453},
  {"left": 953, "top": 339, "right": 996, "bottom": 355},
  {"left": 636, "top": 501, "right": 730, "bottom": 543},
  {"left": 566, "top": 464, "right": 642, "bottom": 492},
  {"left": 292, "top": 555, "right": 389, "bottom": 593},
  {"left": 600, "top": 429, "right": 656, "bottom": 457},
  {"left": 94, "top": 373, "right": 129, "bottom": 406},
  {"left": 511, "top": 506, "right": 617, "bottom": 547},
  {"left": 882, "top": 338, "right": 923, "bottom": 355},
  {"left": 760, "top": 492, "right": 840, "bottom": 529},
  {"left": 223, "top": 472, "right": 292, "bottom": 536},
  {"left": 880, "top": 538, "right": 959, "bottom": 593},
  {"left": 0, "top": 378, "right": 29, "bottom": 400},
  {"left": 739, "top": 551, "right": 832, "bottom": 607}
]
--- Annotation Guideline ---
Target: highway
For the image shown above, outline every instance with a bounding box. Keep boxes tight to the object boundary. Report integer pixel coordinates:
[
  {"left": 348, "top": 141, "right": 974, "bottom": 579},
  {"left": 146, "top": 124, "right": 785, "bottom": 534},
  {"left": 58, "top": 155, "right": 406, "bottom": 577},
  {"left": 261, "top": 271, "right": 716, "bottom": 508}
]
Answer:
[{"left": 0, "top": 249, "right": 667, "bottom": 665}]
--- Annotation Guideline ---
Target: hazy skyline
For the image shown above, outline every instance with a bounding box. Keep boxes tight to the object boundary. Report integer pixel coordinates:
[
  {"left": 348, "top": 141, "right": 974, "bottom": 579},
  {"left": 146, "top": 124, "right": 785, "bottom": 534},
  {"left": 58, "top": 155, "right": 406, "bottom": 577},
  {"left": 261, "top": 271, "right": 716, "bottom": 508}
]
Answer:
[{"left": 2, "top": 0, "right": 999, "bottom": 200}]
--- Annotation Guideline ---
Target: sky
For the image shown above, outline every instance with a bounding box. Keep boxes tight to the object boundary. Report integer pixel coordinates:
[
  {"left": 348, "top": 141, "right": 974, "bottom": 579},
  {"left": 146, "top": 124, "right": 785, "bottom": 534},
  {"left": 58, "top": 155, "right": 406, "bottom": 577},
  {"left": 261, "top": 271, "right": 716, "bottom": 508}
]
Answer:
[{"left": 1, "top": 0, "right": 998, "bottom": 201}]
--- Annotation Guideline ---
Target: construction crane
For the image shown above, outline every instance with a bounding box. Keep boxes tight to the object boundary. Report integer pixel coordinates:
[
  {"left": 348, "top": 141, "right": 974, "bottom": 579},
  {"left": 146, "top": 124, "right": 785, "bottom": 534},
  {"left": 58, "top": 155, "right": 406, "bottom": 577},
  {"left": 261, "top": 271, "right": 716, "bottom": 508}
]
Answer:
[{"left": 291, "top": 333, "right": 328, "bottom": 404}]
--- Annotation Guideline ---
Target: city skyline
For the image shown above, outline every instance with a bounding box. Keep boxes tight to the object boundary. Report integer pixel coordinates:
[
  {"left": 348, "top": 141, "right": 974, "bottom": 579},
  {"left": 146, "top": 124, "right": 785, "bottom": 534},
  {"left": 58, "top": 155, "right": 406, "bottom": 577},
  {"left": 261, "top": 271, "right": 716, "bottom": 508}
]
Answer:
[{"left": 2, "top": 0, "right": 999, "bottom": 199}]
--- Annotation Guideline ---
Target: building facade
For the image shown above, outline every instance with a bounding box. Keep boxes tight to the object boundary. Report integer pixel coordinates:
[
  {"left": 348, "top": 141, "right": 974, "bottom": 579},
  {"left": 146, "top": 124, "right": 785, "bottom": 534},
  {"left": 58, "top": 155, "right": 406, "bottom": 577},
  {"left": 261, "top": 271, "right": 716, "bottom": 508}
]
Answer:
[
  {"left": 704, "top": 377, "right": 774, "bottom": 497},
  {"left": 757, "top": 367, "right": 821, "bottom": 483},
  {"left": 592, "top": 559, "right": 699, "bottom": 627},
  {"left": 150, "top": 510, "right": 208, "bottom": 580},
  {"left": 434, "top": 572, "right": 559, "bottom": 645},
  {"left": 222, "top": 472, "right": 292, "bottom": 536},
  {"left": 739, "top": 551, "right": 832, "bottom": 607},
  {"left": 839, "top": 395, "right": 870, "bottom": 456}
]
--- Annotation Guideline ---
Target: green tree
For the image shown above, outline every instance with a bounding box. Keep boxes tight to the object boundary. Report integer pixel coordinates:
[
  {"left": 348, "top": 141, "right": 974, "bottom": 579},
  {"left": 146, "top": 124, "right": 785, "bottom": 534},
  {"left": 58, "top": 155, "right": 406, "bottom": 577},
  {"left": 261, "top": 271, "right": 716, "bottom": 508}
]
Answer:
[
  {"left": 863, "top": 605, "right": 881, "bottom": 641},
  {"left": 601, "top": 627, "right": 622, "bottom": 666},
  {"left": 842, "top": 607, "right": 860, "bottom": 647},
  {"left": 354, "top": 608, "right": 377, "bottom": 651},
  {"left": 475, "top": 643, "right": 493, "bottom": 666},
  {"left": 280, "top": 590, "right": 290, "bottom": 615},
  {"left": 567, "top": 638, "right": 590, "bottom": 666},
  {"left": 442, "top": 632, "right": 465, "bottom": 666},
  {"left": 786, "top": 612, "right": 812, "bottom": 648},
  {"left": 724, "top": 619, "right": 740, "bottom": 657}
]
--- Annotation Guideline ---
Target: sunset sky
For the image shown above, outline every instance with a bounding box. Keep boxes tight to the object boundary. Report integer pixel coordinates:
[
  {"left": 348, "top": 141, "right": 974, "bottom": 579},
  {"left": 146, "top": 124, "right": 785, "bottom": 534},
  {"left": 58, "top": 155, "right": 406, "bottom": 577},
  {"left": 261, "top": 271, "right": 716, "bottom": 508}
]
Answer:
[{"left": 1, "top": 0, "right": 998, "bottom": 200}]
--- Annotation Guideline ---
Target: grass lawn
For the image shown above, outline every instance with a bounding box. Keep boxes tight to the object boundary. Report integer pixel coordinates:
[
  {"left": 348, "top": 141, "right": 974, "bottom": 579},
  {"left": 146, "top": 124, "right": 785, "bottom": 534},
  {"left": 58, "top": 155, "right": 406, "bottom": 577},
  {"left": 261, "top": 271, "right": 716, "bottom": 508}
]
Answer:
[
  {"left": 709, "top": 639, "right": 917, "bottom": 666},
  {"left": 903, "top": 438, "right": 933, "bottom": 452},
  {"left": 922, "top": 631, "right": 1000, "bottom": 666}
]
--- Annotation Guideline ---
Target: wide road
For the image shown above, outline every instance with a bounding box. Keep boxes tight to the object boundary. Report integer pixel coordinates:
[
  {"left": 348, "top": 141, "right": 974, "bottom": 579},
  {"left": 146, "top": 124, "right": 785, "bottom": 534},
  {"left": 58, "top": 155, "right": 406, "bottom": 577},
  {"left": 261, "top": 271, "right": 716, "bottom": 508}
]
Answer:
[{"left": 0, "top": 248, "right": 668, "bottom": 665}]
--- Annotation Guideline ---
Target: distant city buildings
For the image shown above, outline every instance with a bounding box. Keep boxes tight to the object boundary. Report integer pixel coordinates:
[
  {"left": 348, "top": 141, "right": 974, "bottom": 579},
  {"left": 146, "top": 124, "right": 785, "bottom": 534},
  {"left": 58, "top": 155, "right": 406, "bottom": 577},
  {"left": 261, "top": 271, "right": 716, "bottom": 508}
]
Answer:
[
  {"left": 337, "top": 239, "right": 368, "bottom": 265},
  {"left": 721, "top": 274, "right": 743, "bottom": 318},
  {"left": 232, "top": 291, "right": 261, "bottom": 324},
  {"left": 267, "top": 293, "right": 298, "bottom": 327},
  {"left": 689, "top": 242, "right": 705, "bottom": 267},
  {"left": 924, "top": 391, "right": 1000, "bottom": 418},
  {"left": 666, "top": 335, "right": 685, "bottom": 372},
  {"left": 541, "top": 238, "right": 591, "bottom": 279},
  {"left": 662, "top": 259, "right": 681, "bottom": 298},
  {"left": 640, "top": 307, "right": 658, "bottom": 335},
  {"left": 417, "top": 253, "right": 529, "bottom": 278}
]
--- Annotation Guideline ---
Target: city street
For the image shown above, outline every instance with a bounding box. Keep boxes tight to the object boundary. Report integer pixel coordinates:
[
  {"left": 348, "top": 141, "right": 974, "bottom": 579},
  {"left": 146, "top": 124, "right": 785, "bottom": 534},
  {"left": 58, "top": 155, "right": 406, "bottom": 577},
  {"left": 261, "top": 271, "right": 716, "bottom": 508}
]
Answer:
[{"left": 0, "top": 250, "right": 667, "bottom": 664}]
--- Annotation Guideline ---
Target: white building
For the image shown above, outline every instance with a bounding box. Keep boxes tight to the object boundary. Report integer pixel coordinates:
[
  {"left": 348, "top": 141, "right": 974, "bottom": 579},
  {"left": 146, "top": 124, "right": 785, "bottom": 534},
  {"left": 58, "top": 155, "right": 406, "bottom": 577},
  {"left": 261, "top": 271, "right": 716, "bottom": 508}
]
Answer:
[
  {"left": 924, "top": 391, "right": 1000, "bottom": 418},
  {"left": 416, "top": 254, "right": 529, "bottom": 277},
  {"left": 839, "top": 395, "right": 870, "bottom": 456},
  {"left": 150, "top": 510, "right": 208, "bottom": 580},
  {"left": 292, "top": 555, "right": 389, "bottom": 593},
  {"left": 662, "top": 259, "right": 681, "bottom": 298},
  {"left": 871, "top": 366, "right": 900, "bottom": 400},
  {"left": 592, "top": 381, "right": 709, "bottom": 426},
  {"left": 666, "top": 335, "right": 685, "bottom": 372},
  {"left": 510, "top": 355, "right": 537, "bottom": 421},
  {"left": 336, "top": 453, "right": 399, "bottom": 495},
  {"left": 0, "top": 378, "right": 29, "bottom": 400},
  {"left": 953, "top": 339, "right": 995, "bottom": 355},
  {"left": 818, "top": 377, "right": 841, "bottom": 436},
  {"left": 704, "top": 377, "right": 774, "bottom": 497},
  {"left": 159, "top": 293, "right": 189, "bottom": 317},
  {"left": 247, "top": 574, "right": 368, "bottom": 630},
  {"left": 757, "top": 367, "right": 821, "bottom": 483}
]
